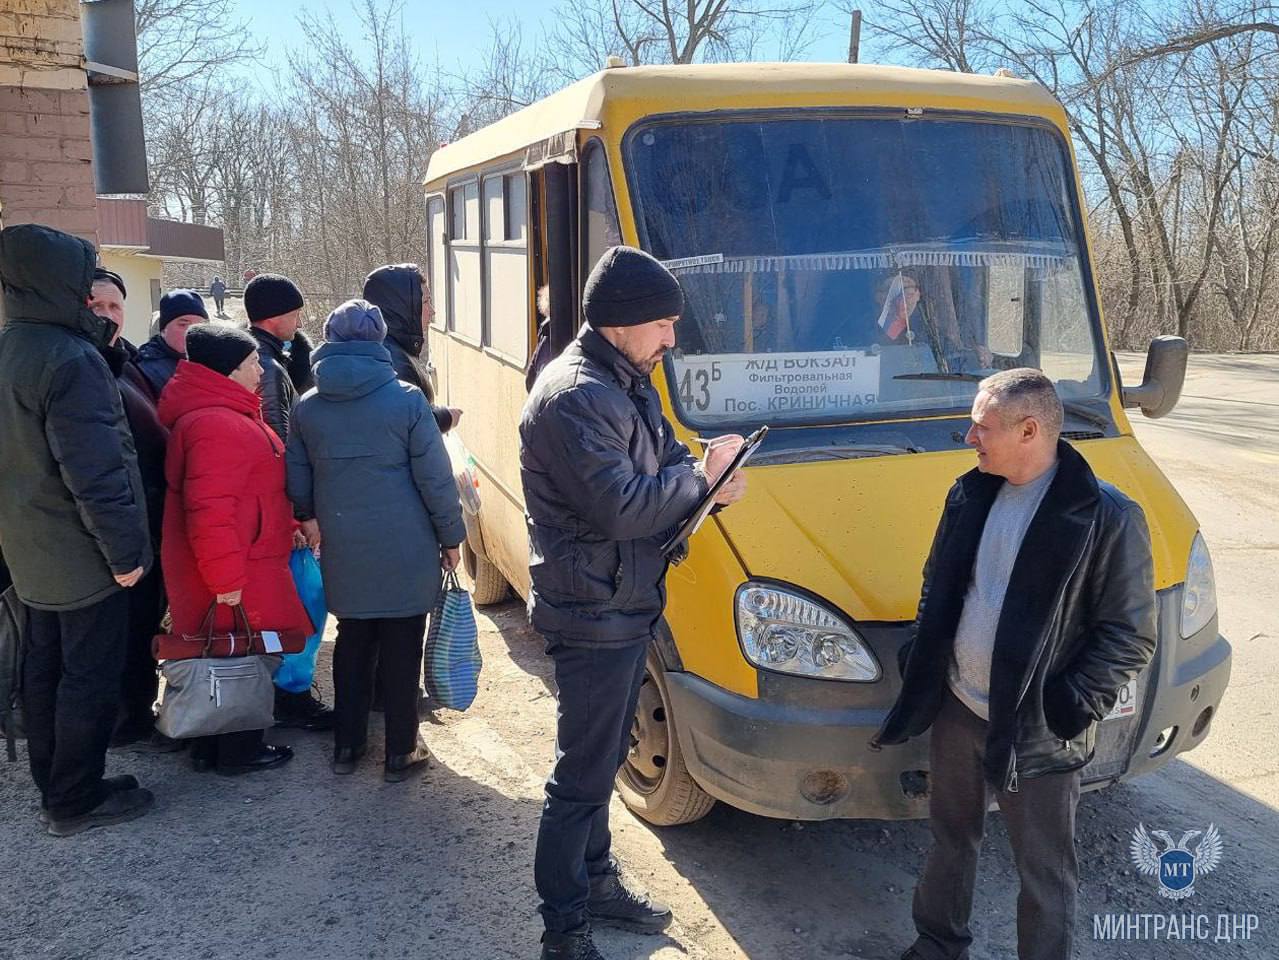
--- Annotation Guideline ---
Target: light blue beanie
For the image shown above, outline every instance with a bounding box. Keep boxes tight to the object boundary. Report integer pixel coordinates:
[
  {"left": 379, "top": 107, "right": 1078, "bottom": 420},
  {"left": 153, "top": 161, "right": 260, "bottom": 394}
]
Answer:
[{"left": 323, "top": 298, "right": 387, "bottom": 343}]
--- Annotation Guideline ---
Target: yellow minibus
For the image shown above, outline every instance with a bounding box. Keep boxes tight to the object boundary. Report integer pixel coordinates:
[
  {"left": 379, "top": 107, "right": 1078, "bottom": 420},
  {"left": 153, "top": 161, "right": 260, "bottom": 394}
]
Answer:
[{"left": 422, "top": 63, "right": 1231, "bottom": 825}]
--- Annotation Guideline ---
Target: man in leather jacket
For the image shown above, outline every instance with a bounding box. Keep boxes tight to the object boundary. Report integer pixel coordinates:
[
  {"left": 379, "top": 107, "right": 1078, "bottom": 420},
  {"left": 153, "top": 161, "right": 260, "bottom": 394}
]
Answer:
[{"left": 873, "top": 368, "right": 1156, "bottom": 960}]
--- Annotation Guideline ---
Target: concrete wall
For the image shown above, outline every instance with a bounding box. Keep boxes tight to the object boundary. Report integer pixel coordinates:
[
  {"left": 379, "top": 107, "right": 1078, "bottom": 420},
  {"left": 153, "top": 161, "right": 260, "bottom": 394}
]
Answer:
[
  {"left": 0, "top": 0, "right": 99, "bottom": 244},
  {"left": 99, "top": 249, "right": 161, "bottom": 345}
]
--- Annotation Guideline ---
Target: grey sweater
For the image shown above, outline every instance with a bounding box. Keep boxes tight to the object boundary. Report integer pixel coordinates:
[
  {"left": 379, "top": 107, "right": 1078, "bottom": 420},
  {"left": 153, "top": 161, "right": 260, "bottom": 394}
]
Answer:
[{"left": 947, "top": 462, "right": 1058, "bottom": 719}]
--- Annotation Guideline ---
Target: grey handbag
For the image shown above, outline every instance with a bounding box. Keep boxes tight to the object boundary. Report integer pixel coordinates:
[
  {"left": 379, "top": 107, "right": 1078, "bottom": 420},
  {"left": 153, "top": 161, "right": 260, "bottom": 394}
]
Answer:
[{"left": 155, "top": 604, "right": 281, "bottom": 740}]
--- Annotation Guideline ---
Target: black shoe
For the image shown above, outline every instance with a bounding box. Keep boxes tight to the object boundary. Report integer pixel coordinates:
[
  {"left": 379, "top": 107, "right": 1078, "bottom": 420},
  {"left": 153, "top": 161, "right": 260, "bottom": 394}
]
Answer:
[
  {"left": 587, "top": 869, "right": 672, "bottom": 934},
  {"left": 216, "top": 743, "right": 294, "bottom": 776},
  {"left": 540, "top": 928, "right": 606, "bottom": 960},
  {"left": 332, "top": 743, "right": 367, "bottom": 775},
  {"left": 46, "top": 787, "right": 154, "bottom": 837},
  {"left": 38, "top": 774, "right": 140, "bottom": 825},
  {"left": 274, "top": 688, "right": 335, "bottom": 731},
  {"left": 384, "top": 744, "right": 431, "bottom": 783}
]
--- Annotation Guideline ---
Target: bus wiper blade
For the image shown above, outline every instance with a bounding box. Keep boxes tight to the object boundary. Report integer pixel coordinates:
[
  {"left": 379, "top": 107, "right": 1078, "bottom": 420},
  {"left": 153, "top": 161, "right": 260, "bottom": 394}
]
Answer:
[
  {"left": 752, "top": 443, "right": 917, "bottom": 465},
  {"left": 892, "top": 372, "right": 984, "bottom": 382},
  {"left": 1061, "top": 401, "right": 1110, "bottom": 430}
]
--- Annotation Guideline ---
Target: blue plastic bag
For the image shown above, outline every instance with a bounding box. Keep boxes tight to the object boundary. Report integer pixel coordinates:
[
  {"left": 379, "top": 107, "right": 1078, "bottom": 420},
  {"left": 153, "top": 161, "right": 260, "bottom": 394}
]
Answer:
[
  {"left": 275, "top": 547, "right": 327, "bottom": 694},
  {"left": 423, "top": 571, "right": 481, "bottom": 711}
]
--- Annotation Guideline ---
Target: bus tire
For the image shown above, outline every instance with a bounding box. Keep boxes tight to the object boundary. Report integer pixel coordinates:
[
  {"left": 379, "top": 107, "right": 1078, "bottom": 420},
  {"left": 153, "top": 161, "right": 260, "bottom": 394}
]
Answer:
[
  {"left": 463, "top": 540, "right": 509, "bottom": 606},
  {"left": 616, "top": 648, "right": 716, "bottom": 826}
]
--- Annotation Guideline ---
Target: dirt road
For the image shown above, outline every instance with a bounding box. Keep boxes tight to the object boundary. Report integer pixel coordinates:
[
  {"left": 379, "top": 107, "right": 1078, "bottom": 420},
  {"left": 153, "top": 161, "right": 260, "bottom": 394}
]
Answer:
[{"left": 2, "top": 354, "right": 1275, "bottom": 960}]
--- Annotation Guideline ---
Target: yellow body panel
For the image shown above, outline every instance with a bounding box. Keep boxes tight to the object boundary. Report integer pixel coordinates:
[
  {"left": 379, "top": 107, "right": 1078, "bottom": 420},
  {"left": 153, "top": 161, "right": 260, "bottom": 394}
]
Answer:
[{"left": 424, "top": 63, "right": 1200, "bottom": 705}]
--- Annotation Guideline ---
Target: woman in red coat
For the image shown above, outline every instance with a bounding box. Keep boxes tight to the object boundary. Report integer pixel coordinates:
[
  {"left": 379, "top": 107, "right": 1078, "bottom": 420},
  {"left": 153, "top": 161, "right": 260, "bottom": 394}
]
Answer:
[{"left": 158, "top": 324, "right": 311, "bottom": 774}]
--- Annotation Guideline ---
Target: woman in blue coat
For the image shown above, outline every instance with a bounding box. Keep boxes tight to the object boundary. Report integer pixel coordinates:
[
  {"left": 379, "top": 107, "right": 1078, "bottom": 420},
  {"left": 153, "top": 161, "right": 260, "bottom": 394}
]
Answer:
[{"left": 285, "top": 299, "right": 465, "bottom": 782}]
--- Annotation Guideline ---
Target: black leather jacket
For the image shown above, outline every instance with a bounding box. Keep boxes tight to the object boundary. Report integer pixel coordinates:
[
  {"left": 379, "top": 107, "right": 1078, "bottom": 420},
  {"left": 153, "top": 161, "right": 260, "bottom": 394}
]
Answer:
[
  {"left": 519, "top": 326, "right": 706, "bottom": 647},
  {"left": 250, "top": 326, "right": 297, "bottom": 441},
  {"left": 871, "top": 440, "right": 1157, "bottom": 791}
]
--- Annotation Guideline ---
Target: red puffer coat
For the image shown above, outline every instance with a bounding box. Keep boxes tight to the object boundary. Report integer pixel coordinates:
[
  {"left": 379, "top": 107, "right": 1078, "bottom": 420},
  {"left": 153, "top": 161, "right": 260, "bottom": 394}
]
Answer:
[{"left": 158, "top": 359, "right": 312, "bottom": 637}]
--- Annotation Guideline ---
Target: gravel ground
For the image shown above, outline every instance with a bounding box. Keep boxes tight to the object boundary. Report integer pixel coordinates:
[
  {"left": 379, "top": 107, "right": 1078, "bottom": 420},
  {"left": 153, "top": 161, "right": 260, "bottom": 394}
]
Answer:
[{"left": 2, "top": 354, "right": 1275, "bottom": 960}]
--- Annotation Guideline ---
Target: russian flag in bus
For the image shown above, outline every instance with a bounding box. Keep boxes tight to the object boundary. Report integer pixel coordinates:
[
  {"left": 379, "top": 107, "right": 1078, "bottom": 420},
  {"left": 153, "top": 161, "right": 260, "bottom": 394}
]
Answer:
[{"left": 877, "top": 274, "right": 910, "bottom": 341}]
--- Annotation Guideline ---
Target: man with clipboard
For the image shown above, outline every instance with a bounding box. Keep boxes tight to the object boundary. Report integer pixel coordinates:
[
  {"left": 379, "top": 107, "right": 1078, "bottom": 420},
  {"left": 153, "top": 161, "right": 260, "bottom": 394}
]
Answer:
[{"left": 519, "top": 246, "right": 746, "bottom": 960}]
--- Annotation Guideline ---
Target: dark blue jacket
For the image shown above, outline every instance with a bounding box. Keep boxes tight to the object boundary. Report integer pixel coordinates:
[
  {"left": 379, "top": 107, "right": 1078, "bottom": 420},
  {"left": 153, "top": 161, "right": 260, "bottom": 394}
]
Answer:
[
  {"left": 519, "top": 326, "right": 706, "bottom": 647},
  {"left": 285, "top": 340, "right": 465, "bottom": 619}
]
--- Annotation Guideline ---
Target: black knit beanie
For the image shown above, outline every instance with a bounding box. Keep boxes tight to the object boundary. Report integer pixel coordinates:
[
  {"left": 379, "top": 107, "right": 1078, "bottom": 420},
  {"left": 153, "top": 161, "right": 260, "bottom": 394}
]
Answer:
[
  {"left": 244, "top": 273, "right": 304, "bottom": 323},
  {"left": 582, "top": 246, "right": 683, "bottom": 328},
  {"left": 92, "top": 267, "right": 127, "bottom": 299},
  {"left": 185, "top": 323, "right": 258, "bottom": 377},
  {"left": 158, "top": 289, "right": 207, "bottom": 329}
]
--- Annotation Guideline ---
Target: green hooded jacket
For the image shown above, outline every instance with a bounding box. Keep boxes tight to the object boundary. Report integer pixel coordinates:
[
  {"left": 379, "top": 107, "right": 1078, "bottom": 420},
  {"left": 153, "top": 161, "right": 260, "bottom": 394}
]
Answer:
[{"left": 0, "top": 224, "right": 151, "bottom": 610}]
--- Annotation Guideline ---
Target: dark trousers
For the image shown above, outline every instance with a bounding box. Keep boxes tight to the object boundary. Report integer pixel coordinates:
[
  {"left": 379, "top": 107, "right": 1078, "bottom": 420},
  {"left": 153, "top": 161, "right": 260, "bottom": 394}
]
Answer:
[
  {"left": 22, "top": 590, "right": 129, "bottom": 819},
  {"left": 213, "top": 295, "right": 225, "bottom": 314},
  {"left": 115, "top": 563, "right": 165, "bottom": 737},
  {"left": 911, "top": 689, "right": 1081, "bottom": 960},
  {"left": 191, "top": 728, "right": 264, "bottom": 767},
  {"left": 535, "top": 638, "right": 649, "bottom": 933},
  {"left": 333, "top": 615, "right": 427, "bottom": 756}
]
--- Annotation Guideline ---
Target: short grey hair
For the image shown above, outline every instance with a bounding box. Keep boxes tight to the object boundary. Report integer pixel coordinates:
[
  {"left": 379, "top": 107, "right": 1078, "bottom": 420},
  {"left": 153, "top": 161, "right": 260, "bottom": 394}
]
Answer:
[{"left": 979, "top": 368, "right": 1063, "bottom": 439}]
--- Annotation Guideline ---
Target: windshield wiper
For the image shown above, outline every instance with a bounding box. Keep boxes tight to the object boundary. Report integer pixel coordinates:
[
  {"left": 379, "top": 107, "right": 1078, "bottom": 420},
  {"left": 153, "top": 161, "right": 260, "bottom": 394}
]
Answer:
[
  {"left": 891, "top": 372, "right": 1111, "bottom": 429},
  {"left": 752, "top": 443, "right": 918, "bottom": 465}
]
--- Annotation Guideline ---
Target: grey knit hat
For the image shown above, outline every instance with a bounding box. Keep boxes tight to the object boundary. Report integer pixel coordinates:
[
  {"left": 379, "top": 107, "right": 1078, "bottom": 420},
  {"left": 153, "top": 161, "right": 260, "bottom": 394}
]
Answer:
[
  {"left": 582, "top": 246, "right": 683, "bottom": 328},
  {"left": 323, "top": 298, "right": 387, "bottom": 343}
]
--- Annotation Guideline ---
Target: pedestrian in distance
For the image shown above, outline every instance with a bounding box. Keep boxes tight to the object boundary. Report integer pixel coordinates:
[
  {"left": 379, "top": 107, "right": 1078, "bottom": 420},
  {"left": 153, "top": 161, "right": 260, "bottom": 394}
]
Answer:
[
  {"left": 158, "top": 324, "right": 312, "bottom": 775},
  {"left": 0, "top": 224, "right": 155, "bottom": 837},
  {"left": 871, "top": 368, "right": 1158, "bottom": 960},
  {"left": 243, "top": 272, "right": 335, "bottom": 731},
  {"left": 520, "top": 245, "right": 748, "bottom": 960},
  {"left": 134, "top": 289, "right": 208, "bottom": 400},
  {"left": 210, "top": 275, "right": 227, "bottom": 317},
  {"left": 285, "top": 298, "right": 466, "bottom": 782}
]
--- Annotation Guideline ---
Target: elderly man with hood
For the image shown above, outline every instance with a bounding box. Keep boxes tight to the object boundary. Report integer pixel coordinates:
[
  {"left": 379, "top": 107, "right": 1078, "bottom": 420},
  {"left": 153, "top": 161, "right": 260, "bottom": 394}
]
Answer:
[
  {"left": 362, "top": 263, "right": 460, "bottom": 434},
  {"left": 0, "top": 224, "right": 155, "bottom": 836}
]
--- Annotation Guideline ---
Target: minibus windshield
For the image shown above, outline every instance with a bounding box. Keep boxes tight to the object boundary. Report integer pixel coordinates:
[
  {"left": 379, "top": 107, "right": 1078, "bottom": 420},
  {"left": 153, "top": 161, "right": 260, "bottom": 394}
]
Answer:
[{"left": 625, "top": 114, "right": 1108, "bottom": 428}]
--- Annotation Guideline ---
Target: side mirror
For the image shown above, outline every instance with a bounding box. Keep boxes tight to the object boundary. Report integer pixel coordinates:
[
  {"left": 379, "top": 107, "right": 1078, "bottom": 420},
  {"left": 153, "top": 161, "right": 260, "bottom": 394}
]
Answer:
[{"left": 1121, "top": 336, "right": 1188, "bottom": 419}]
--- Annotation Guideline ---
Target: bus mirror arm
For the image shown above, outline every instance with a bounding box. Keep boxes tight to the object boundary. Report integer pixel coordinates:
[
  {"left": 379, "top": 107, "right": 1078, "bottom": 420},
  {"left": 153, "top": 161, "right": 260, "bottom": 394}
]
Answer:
[{"left": 1121, "top": 336, "right": 1188, "bottom": 420}]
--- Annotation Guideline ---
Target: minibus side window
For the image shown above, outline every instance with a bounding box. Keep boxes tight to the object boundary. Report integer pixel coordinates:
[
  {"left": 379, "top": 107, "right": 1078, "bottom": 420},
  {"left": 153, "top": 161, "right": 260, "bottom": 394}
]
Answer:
[
  {"left": 483, "top": 170, "right": 530, "bottom": 363},
  {"left": 583, "top": 140, "right": 622, "bottom": 275},
  {"left": 426, "top": 195, "right": 447, "bottom": 331},
  {"left": 449, "top": 181, "right": 482, "bottom": 343}
]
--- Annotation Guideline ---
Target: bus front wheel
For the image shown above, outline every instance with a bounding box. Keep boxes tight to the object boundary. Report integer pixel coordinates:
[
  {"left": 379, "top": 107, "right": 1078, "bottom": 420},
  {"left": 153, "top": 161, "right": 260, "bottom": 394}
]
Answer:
[
  {"left": 462, "top": 540, "right": 509, "bottom": 606},
  {"left": 616, "top": 649, "right": 716, "bottom": 826}
]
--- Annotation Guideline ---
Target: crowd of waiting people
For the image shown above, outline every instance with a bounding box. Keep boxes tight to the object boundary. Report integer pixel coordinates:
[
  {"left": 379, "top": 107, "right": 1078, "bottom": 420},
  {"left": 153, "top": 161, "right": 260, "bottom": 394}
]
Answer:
[{"left": 0, "top": 223, "right": 464, "bottom": 836}]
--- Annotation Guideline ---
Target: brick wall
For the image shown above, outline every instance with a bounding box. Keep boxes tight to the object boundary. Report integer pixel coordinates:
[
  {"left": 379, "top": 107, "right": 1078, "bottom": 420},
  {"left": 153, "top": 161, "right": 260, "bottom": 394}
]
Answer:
[{"left": 0, "top": 0, "right": 98, "bottom": 245}]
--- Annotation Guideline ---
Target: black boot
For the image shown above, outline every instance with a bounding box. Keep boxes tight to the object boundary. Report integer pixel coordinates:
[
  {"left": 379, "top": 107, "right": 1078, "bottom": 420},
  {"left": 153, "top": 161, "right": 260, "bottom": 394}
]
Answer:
[
  {"left": 46, "top": 787, "right": 154, "bottom": 837},
  {"left": 384, "top": 743, "right": 430, "bottom": 783},
  {"left": 332, "top": 743, "right": 367, "bottom": 775},
  {"left": 587, "top": 868, "right": 672, "bottom": 934},
  {"left": 274, "top": 687, "right": 335, "bottom": 731},
  {"left": 38, "top": 774, "right": 139, "bottom": 825},
  {"left": 216, "top": 743, "right": 294, "bottom": 776},
  {"left": 540, "top": 928, "right": 605, "bottom": 960}
]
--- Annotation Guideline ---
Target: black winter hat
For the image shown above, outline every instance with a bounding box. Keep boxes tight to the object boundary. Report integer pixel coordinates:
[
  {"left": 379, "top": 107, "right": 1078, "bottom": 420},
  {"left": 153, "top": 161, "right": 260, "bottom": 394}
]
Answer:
[
  {"left": 185, "top": 323, "right": 258, "bottom": 377},
  {"left": 244, "top": 273, "right": 304, "bottom": 323},
  {"left": 92, "top": 267, "right": 127, "bottom": 299},
  {"left": 582, "top": 246, "right": 683, "bottom": 328},
  {"left": 158, "top": 289, "right": 207, "bottom": 329}
]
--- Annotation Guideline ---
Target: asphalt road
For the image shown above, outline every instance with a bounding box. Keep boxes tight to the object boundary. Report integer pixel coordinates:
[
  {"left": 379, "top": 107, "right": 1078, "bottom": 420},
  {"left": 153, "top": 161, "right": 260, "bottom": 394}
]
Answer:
[{"left": 1, "top": 353, "right": 1275, "bottom": 960}]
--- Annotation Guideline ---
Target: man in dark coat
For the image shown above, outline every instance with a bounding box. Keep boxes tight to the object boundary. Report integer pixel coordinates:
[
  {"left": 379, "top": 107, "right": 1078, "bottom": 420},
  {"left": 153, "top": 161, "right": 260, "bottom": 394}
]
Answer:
[
  {"left": 86, "top": 270, "right": 174, "bottom": 749},
  {"left": 0, "top": 224, "right": 155, "bottom": 836},
  {"left": 133, "top": 289, "right": 207, "bottom": 400},
  {"left": 244, "top": 272, "right": 335, "bottom": 731},
  {"left": 362, "top": 263, "right": 459, "bottom": 434},
  {"left": 520, "top": 246, "right": 746, "bottom": 960},
  {"left": 871, "top": 368, "right": 1157, "bottom": 960}
]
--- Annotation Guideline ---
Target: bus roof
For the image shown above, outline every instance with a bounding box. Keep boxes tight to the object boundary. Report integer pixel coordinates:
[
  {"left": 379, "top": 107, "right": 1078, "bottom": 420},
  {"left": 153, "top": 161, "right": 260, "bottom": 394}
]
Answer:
[{"left": 424, "top": 62, "right": 1063, "bottom": 186}]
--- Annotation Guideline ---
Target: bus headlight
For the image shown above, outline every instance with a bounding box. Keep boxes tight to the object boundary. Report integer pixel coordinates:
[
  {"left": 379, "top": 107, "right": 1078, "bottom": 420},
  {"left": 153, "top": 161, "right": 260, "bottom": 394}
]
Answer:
[
  {"left": 735, "top": 583, "right": 881, "bottom": 682},
  {"left": 1180, "top": 532, "right": 1217, "bottom": 639}
]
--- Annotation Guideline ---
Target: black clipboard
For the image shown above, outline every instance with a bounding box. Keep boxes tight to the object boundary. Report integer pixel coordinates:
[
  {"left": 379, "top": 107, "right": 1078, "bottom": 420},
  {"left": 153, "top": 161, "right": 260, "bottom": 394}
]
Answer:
[{"left": 662, "top": 425, "right": 768, "bottom": 558}]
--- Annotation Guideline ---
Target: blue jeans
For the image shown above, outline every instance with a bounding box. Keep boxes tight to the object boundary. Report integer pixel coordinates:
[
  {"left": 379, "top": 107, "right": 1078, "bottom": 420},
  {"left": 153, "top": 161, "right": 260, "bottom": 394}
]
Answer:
[{"left": 534, "top": 637, "right": 649, "bottom": 933}]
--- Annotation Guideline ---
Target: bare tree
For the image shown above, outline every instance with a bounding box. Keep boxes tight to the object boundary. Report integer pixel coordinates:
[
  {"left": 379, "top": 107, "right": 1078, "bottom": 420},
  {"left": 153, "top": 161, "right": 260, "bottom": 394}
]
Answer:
[{"left": 135, "top": 0, "right": 261, "bottom": 95}]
